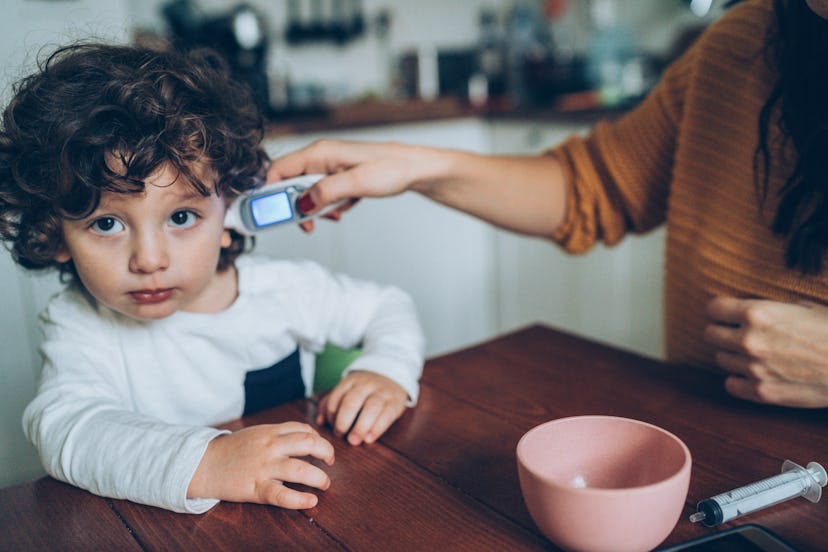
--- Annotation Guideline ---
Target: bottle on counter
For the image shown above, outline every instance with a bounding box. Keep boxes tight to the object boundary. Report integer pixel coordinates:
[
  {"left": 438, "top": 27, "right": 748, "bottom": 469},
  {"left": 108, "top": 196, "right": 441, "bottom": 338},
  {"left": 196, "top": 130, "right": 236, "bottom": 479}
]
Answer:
[
  {"left": 585, "top": 0, "right": 640, "bottom": 106},
  {"left": 506, "top": 0, "right": 538, "bottom": 107},
  {"left": 471, "top": 7, "right": 508, "bottom": 108}
]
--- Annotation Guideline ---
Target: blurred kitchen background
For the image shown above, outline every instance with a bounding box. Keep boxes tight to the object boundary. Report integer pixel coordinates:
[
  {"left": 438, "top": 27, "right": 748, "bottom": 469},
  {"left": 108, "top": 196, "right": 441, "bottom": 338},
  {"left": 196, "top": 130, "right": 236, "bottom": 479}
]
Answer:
[
  {"left": 1, "top": 0, "right": 728, "bottom": 488},
  {"left": 130, "top": 0, "right": 720, "bottom": 114}
]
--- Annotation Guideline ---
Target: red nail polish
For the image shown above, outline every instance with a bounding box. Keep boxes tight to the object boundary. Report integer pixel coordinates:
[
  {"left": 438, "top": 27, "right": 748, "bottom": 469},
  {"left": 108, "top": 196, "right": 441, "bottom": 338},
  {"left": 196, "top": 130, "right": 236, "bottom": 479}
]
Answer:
[{"left": 297, "top": 193, "right": 316, "bottom": 214}]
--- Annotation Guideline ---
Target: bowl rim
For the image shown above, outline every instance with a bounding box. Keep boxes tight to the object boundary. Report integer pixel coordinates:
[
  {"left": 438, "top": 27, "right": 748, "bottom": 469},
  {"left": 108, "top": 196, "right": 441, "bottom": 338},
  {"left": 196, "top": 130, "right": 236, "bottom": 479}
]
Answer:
[{"left": 516, "top": 415, "right": 692, "bottom": 495}]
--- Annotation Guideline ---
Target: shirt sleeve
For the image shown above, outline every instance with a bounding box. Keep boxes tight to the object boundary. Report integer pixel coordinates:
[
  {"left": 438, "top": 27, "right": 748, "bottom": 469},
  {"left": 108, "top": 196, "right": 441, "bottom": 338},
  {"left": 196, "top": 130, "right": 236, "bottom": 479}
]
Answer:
[
  {"left": 22, "top": 288, "right": 227, "bottom": 514},
  {"left": 271, "top": 260, "right": 426, "bottom": 405},
  {"left": 339, "top": 279, "right": 425, "bottom": 406},
  {"left": 549, "top": 28, "right": 696, "bottom": 253}
]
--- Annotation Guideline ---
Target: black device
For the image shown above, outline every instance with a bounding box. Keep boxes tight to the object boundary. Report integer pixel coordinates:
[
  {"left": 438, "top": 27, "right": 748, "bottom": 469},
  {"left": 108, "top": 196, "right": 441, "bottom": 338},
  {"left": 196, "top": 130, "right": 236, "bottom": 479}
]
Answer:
[
  {"left": 655, "top": 524, "right": 799, "bottom": 552},
  {"left": 162, "top": 0, "right": 270, "bottom": 112}
]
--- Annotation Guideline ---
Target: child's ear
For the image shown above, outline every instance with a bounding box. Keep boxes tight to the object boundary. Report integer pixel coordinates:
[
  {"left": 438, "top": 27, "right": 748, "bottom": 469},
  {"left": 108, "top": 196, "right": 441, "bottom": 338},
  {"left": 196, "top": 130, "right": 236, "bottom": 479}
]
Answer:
[
  {"left": 54, "top": 247, "right": 71, "bottom": 263},
  {"left": 221, "top": 229, "right": 232, "bottom": 248}
]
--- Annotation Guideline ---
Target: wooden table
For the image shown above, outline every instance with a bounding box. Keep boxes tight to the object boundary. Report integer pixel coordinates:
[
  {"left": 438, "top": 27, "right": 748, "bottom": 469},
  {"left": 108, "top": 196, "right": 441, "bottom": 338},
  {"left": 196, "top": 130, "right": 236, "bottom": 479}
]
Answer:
[{"left": 2, "top": 325, "right": 826, "bottom": 551}]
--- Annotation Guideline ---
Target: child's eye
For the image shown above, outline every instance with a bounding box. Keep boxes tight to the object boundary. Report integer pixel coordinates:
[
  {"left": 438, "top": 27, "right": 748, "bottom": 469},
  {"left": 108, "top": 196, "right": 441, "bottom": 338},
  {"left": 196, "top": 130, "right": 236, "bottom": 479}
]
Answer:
[
  {"left": 169, "top": 210, "right": 198, "bottom": 228},
  {"left": 90, "top": 217, "right": 124, "bottom": 235}
]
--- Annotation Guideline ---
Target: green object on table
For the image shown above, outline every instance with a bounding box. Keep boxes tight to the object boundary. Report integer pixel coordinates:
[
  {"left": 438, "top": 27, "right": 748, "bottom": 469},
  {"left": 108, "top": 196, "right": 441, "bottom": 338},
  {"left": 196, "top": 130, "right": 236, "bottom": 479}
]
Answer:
[{"left": 313, "top": 344, "right": 362, "bottom": 393}]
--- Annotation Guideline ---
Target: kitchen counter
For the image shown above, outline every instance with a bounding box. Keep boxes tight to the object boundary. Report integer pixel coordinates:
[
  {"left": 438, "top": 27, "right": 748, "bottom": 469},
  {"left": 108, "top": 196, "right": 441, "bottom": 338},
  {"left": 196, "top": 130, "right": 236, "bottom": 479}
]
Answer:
[{"left": 265, "top": 96, "right": 633, "bottom": 138}]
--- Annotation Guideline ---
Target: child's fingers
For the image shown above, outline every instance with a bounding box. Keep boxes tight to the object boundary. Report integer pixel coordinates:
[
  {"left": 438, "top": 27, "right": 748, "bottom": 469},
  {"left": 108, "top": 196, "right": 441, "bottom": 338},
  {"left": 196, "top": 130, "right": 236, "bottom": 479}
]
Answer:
[
  {"left": 258, "top": 480, "right": 320, "bottom": 510},
  {"left": 349, "top": 397, "right": 405, "bottom": 445},
  {"left": 363, "top": 403, "right": 404, "bottom": 444},
  {"left": 278, "top": 457, "right": 332, "bottom": 490},
  {"left": 320, "top": 379, "right": 362, "bottom": 434},
  {"left": 331, "top": 386, "right": 373, "bottom": 437},
  {"left": 315, "top": 395, "right": 329, "bottom": 426},
  {"left": 346, "top": 396, "right": 384, "bottom": 445},
  {"left": 276, "top": 429, "right": 335, "bottom": 465},
  {"left": 320, "top": 383, "right": 349, "bottom": 427},
  {"left": 273, "top": 421, "right": 321, "bottom": 436}
]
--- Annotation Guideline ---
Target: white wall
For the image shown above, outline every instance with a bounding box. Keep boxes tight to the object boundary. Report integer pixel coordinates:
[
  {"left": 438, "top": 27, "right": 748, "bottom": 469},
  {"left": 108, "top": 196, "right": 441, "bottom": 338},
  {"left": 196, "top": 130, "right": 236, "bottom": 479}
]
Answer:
[
  {"left": 0, "top": 0, "right": 132, "bottom": 489},
  {"left": 0, "top": 255, "right": 41, "bottom": 487},
  {"left": 490, "top": 120, "right": 665, "bottom": 358},
  {"left": 0, "top": 0, "right": 131, "bottom": 103}
]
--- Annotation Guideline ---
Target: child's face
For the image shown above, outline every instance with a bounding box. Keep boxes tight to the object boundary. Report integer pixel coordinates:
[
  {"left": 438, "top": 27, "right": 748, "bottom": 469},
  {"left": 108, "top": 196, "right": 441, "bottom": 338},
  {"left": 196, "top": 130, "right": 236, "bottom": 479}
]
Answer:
[{"left": 55, "top": 163, "right": 236, "bottom": 321}]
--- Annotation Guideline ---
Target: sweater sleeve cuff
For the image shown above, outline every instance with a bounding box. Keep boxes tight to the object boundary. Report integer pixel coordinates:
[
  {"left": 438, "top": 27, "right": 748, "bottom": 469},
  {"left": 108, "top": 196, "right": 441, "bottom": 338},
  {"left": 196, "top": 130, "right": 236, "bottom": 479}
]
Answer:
[{"left": 546, "top": 148, "right": 579, "bottom": 247}]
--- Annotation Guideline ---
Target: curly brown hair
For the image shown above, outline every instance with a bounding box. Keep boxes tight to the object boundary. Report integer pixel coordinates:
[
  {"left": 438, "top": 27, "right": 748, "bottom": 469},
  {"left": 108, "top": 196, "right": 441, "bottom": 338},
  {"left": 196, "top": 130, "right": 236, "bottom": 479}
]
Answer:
[{"left": 0, "top": 42, "right": 268, "bottom": 278}]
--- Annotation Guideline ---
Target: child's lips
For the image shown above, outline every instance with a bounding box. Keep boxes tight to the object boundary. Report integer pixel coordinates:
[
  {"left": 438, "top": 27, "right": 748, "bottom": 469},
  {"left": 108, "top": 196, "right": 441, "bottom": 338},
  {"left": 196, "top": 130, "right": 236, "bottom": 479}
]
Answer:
[{"left": 129, "top": 288, "right": 174, "bottom": 304}]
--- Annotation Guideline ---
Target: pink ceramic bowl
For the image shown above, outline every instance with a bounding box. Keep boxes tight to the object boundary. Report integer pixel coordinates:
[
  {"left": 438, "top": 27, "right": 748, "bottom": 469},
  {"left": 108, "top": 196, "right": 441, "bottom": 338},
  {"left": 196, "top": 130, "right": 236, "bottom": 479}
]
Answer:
[{"left": 516, "top": 415, "right": 691, "bottom": 552}]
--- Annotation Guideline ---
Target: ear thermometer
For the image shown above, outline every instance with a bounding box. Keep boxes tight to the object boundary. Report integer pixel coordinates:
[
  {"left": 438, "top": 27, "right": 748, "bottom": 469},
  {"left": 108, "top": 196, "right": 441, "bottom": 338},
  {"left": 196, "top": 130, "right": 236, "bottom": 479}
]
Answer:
[{"left": 225, "top": 173, "right": 330, "bottom": 235}]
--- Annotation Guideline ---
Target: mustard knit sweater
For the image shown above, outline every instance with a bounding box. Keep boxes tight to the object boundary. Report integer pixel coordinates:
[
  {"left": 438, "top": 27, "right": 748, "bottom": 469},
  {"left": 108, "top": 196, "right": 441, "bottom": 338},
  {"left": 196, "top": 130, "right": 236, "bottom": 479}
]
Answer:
[{"left": 550, "top": 0, "right": 828, "bottom": 369}]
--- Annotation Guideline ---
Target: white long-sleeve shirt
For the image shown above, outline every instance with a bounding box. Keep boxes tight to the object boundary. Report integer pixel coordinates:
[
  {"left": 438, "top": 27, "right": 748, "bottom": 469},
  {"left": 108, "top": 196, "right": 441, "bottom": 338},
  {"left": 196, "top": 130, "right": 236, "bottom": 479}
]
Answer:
[{"left": 23, "top": 255, "right": 425, "bottom": 513}]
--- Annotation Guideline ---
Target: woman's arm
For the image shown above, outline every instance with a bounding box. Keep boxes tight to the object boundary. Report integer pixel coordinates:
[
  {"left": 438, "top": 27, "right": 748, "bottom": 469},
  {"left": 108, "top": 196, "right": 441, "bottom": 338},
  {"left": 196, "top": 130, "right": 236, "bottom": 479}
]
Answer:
[{"left": 267, "top": 140, "right": 568, "bottom": 238}]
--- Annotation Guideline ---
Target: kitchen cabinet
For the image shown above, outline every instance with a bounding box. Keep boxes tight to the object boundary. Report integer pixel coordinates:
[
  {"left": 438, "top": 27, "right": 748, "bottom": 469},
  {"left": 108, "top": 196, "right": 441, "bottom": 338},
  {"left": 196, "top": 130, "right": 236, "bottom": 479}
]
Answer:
[{"left": 489, "top": 120, "right": 665, "bottom": 358}]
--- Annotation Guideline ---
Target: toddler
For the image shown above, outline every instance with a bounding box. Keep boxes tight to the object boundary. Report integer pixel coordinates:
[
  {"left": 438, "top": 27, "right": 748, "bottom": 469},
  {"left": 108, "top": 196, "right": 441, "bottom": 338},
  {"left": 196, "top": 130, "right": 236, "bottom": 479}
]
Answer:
[{"left": 0, "top": 43, "right": 424, "bottom": 513}]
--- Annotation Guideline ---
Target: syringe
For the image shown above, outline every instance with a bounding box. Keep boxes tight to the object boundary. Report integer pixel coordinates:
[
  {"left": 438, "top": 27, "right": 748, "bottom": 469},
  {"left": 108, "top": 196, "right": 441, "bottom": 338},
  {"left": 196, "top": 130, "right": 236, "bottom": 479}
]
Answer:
[{"left": 689, "top": 460, "right": 827, "bottom": 527}]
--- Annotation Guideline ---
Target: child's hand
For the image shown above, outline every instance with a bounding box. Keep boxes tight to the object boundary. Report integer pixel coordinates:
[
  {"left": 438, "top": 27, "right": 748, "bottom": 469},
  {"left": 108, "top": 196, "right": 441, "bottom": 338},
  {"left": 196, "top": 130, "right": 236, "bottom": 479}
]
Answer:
[
  {"left": 316, "top": 371, "right": 408, "bottom": 446},
  {"left": 188, "top": 422, "right": 334, "bottom": 509}
]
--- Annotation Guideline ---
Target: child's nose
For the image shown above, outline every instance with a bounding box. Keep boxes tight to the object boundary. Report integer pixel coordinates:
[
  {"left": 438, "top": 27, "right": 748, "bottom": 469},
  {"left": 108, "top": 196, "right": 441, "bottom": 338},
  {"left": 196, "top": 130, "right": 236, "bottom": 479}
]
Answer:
[{"left": 129, "top": 230, "right": 170, "bottom": 273}]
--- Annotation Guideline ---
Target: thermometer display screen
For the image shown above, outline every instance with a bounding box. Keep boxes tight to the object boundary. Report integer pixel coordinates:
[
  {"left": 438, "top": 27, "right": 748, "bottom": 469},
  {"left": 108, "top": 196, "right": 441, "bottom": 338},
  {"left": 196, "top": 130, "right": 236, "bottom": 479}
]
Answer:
[{"left": 250, "top": 191, "right": 293, "bottom": 227}]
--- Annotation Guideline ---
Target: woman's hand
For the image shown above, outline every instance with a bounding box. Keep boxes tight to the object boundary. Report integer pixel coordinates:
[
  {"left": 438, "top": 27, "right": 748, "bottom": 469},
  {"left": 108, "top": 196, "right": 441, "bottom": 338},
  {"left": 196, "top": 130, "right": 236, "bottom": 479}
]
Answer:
[
  {"left": 316, "top": 371, "right": 408, "bottom": 446},
  {"left": 267, "top": 139, "right": 448, "bottom": 232},
  {"left": 188, "top": 422, "right": 335, "bottom": 508},
  {"left": 704, "top": 296, "right": 828, "bottom": 408}
]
